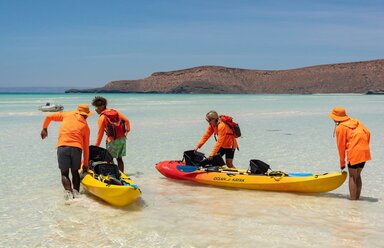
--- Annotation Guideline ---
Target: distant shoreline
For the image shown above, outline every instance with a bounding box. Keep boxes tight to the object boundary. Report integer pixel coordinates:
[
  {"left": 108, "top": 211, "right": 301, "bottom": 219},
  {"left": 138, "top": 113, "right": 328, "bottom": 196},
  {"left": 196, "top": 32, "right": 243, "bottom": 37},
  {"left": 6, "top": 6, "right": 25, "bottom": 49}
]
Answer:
[
  {"left": 3, "top": 59, "right": 384, "bottom": 95},
  {"left": 65, "top": 59, "right": 384, "bottom": 94},
  {"left": 1, "top": 87, "right": 383, "bottom": 95}
]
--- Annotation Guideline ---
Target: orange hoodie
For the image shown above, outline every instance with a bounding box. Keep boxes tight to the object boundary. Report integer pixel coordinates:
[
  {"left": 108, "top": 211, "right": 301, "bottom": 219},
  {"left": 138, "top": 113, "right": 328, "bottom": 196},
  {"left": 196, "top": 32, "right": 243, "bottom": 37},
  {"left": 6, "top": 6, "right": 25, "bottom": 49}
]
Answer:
[
  {"left": 42, "top": 111, "right": 90, "bottom": 163},
  {"left": 335, "top": 118, "right": 371, "bottom": 168},
  {"left": 95, "top": 108, "right": 130, "bottom": 146},
  {"left": 197, "top": 122, "right": 238, "bottom": 156}
]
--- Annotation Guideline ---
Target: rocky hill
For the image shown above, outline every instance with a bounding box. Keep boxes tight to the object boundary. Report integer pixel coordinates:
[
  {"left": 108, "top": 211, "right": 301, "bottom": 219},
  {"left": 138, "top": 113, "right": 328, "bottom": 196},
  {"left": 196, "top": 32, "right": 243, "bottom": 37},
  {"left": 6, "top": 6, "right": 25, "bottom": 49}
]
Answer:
[{"left": 66, "top": 59, "right": 384, "bottom": 94}]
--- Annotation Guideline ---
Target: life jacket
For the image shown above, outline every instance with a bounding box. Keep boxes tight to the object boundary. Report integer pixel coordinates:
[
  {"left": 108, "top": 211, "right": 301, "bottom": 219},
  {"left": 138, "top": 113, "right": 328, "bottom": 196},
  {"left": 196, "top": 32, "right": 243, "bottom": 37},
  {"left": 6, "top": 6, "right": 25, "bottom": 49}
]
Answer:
[
  {"left": 102, "top": 109, "right": 126, "bottom": 140},
  {"left": 220, "top": 115, "right": 241, "bottom": 138}
]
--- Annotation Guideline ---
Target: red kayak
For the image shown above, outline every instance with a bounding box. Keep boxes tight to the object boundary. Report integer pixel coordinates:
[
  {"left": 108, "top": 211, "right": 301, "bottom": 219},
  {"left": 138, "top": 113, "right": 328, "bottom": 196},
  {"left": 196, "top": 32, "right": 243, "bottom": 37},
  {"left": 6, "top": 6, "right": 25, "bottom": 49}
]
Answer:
[{"left": 155, "top": 160, "right": 190, "bottom": 180}]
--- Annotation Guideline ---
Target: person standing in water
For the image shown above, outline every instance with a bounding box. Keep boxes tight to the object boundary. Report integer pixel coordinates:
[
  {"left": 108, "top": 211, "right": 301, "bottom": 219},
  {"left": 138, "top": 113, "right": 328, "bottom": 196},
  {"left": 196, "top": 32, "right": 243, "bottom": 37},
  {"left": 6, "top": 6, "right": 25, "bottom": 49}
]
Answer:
[
  {"left": 92, "top": 96, "right": 130, "bottom": 172},
  {"left": 40, "top": 104, "right": 92, "bottom": 200},
  {"left": 328, "top": 107, "right": 371, "bottom": 200},
  {"left": 195, "top": 110, "right": 238, "bottom": 168}
]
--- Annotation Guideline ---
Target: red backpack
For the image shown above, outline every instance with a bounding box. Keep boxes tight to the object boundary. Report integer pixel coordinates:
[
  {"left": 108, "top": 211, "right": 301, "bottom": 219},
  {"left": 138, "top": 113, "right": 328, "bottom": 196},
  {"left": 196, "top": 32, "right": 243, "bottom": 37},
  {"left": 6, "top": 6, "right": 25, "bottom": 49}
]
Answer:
[
  {"left": 102, "top": 109, "right": 126, "bottom": 140},
  {"left": 220, "top": 115, "right": 241, "bottom": 138}
]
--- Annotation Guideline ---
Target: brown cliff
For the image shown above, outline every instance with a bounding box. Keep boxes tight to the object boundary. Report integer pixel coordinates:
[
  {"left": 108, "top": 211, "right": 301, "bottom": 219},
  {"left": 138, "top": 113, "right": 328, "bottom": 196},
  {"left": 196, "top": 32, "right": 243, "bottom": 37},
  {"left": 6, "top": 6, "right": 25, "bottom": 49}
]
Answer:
[{"left": 66, "top": 59, "right": 384, "bottom": 94}]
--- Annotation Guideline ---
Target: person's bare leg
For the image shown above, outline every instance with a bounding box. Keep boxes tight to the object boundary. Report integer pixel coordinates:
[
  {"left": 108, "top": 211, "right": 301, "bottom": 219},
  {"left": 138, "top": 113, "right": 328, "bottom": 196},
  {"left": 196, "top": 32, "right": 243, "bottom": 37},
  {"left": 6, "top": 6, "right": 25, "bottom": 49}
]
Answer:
[
  {"left": 71, "top": 168, "right": 80, "bottom": 192},
  {"left": 356, "top": 167, "right": 363, "bottom": 200},
  {"left": 61, "top": 169, "right": 72, "bottom": 192},
  {"left": 348, "top": 167, "right": 358, "bottom": 200},
  {"left": 116, "top": 157, "right": 124, "bottom": 172},
  {"left": 226, "top": 158, "right": 236, "bottom": 169}
]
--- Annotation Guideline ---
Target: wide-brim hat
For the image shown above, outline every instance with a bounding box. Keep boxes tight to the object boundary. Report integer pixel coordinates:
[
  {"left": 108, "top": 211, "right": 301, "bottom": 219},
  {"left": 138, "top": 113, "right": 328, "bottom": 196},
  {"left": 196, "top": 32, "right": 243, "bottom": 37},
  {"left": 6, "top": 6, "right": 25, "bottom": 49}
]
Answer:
[
  {"left": 328, "top": 107, "right": 349, "bottom": 122},
  {"left": 75, "top": 104, "right": 93, "bottom": 117}
]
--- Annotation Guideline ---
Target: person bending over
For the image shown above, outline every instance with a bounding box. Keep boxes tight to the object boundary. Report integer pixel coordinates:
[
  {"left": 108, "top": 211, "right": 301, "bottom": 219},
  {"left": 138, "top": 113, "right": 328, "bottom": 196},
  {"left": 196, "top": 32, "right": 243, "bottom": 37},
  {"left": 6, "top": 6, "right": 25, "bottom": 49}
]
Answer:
[
  {"left": 195, "top": 110, "right": 238, "bottom": 168},
  {"left": 328, "top": 107, "right": 371, "bottom": 200},
  {"left": 40, "top": 104, "right": 92, "bottom": 200}
]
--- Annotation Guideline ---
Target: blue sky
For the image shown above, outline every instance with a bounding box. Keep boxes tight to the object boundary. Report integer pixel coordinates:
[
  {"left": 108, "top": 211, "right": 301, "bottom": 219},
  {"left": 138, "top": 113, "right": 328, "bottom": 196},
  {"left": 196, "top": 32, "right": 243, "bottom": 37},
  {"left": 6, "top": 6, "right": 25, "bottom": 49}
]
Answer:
[{"left": 0, "top": 0, "right": 383, "bottom": 87}]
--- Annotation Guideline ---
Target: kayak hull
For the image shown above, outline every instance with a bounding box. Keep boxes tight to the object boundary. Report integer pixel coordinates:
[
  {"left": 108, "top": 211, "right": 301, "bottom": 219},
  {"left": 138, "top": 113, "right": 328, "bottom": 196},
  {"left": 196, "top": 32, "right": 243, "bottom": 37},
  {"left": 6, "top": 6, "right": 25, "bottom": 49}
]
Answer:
[
  {"left": 81, "top": 169, "right": 141, "bottom": 207},
  {"left": 155, "top": 160, "right": 190, "bottom": 180},
  {"left": 191, "top": 171, "right": 347, "bottom": 193},
  {"left": 156, "top": 160, "right": 347, "bottom": 193}
]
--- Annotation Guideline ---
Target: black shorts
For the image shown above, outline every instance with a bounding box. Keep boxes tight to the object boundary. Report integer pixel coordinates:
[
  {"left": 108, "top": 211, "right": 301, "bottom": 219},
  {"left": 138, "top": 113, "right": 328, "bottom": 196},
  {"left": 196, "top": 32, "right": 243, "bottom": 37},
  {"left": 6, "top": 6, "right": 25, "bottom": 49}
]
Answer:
[
  {"left": 348, "top": 162, "right": 365, "bottom": 169},
  {"left": 57, "top": 146, "right": 82, "bottom": 170},
  {"left": 218, "top": 148, "right": 235, "bottom": 159}
]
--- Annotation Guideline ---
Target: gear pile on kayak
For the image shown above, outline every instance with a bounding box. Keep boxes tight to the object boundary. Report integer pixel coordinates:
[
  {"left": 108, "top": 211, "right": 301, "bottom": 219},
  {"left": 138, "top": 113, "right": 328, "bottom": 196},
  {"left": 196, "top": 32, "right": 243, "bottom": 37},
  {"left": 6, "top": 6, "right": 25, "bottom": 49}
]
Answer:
[
  {"left": 155, "top": 150, "right": 347, "bottom": 193},
  {"left": 81, "top": 146, "right": 141, "bottom": 207}
]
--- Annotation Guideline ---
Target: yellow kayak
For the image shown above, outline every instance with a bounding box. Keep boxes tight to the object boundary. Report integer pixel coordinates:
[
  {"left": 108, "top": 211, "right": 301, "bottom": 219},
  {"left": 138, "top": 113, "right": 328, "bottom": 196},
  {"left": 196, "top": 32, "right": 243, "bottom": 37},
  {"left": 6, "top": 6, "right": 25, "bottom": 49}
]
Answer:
[
  {"left": 156, "top": 161, "right": 347, "bottom": 193},
  {"left": 81, "top": 145, "right": 141, "bottom": 207},
  {"left": 81, "top": 168, "right": 141, "bottom": 207},
  {"left": 191, "top": 169, "right": 347, "bottom": 193}
]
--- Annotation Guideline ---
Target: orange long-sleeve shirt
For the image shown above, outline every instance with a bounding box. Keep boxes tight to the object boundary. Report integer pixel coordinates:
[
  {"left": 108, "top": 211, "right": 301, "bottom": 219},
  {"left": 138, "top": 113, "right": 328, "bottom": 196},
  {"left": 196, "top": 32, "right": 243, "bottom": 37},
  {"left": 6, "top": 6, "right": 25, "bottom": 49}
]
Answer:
[
  {"left": 197, "top": 122, "right": 238, "bottom": 156},
  {"left": 42, "top": 111, "right": 90, "bottom": 163},
  {"left": 335, "top": 118, "right": 371, "bottom": 169},
  {"left": 95, "top": 108, "right": 131, "bottom": 146}
]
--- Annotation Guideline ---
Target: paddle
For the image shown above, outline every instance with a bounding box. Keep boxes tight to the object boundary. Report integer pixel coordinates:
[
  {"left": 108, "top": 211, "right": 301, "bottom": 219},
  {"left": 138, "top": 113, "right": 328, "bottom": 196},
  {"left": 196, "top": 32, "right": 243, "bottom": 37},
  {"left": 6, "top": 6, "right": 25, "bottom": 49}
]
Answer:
[
  {"left": 176, "top": 165, "right": 244, "bottom": 175},
  {"left": 177, "top": 160, "right": 310, "bottom": 177}
]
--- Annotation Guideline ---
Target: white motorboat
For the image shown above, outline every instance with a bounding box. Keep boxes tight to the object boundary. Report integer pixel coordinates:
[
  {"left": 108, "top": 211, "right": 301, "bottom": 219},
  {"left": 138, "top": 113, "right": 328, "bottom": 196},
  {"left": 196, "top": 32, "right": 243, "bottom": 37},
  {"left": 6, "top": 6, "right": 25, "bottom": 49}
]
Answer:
[{"left": 38, "top": 102, "right": 64, "bottom": 112}]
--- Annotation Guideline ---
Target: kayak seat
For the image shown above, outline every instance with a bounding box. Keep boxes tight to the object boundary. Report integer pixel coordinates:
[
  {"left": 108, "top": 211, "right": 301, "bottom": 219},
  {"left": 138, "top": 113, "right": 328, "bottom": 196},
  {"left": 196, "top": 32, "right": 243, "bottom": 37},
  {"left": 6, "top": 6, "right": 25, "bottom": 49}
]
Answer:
[
  {"left": 199, "top": 155, "right": 225, "bottom": 168},
  {"left": 249, "top": 159, "right": 270, "bottom": 175},
  {"left": 92, "top": 162, "right": 121, "bottom": 180},
  {"left": 89, "top": 145, "right": 114, "bottom": 163},
  {"left": 183, "top": 150, "right": 205, "bottom": 167}
]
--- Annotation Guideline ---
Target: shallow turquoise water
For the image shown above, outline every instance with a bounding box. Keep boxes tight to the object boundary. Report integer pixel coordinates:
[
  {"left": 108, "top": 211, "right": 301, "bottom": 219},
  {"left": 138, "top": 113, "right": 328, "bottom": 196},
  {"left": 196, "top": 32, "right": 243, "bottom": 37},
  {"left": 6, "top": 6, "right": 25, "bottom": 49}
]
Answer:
[{"left": 0, "top": 93, "right": 383, "bottom": 247}]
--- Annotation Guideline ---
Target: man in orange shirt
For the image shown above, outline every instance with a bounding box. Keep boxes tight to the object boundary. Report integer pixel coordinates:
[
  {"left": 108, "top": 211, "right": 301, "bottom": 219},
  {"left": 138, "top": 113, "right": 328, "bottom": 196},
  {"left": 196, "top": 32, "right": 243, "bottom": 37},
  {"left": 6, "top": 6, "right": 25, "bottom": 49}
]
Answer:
[
  {"left": 329, "top": 107, "right": 371, "bottom": 200},
  {"left": 92, "top": 96, "right": 130, "bottom": 172},
  {"left": 195, "top": 110, "right": 238, "bottom": 168},
  {"left": 40, "top": 104, "right": 92, "bottom": 200}
]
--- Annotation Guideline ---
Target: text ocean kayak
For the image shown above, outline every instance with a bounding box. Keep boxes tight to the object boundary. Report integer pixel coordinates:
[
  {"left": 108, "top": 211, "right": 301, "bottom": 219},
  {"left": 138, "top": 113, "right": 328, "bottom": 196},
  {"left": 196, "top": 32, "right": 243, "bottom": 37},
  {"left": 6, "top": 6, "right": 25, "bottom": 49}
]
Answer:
[{"left": 156, "top": 160, "right": 347, "bottom": 193}]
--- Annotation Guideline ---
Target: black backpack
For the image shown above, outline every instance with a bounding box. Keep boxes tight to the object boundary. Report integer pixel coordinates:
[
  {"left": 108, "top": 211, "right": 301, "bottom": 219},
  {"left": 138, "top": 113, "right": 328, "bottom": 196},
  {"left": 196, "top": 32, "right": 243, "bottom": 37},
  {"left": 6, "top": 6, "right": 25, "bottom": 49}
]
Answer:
[{"left": 220, "top": 115, "right": 241, "bottom": 138}]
